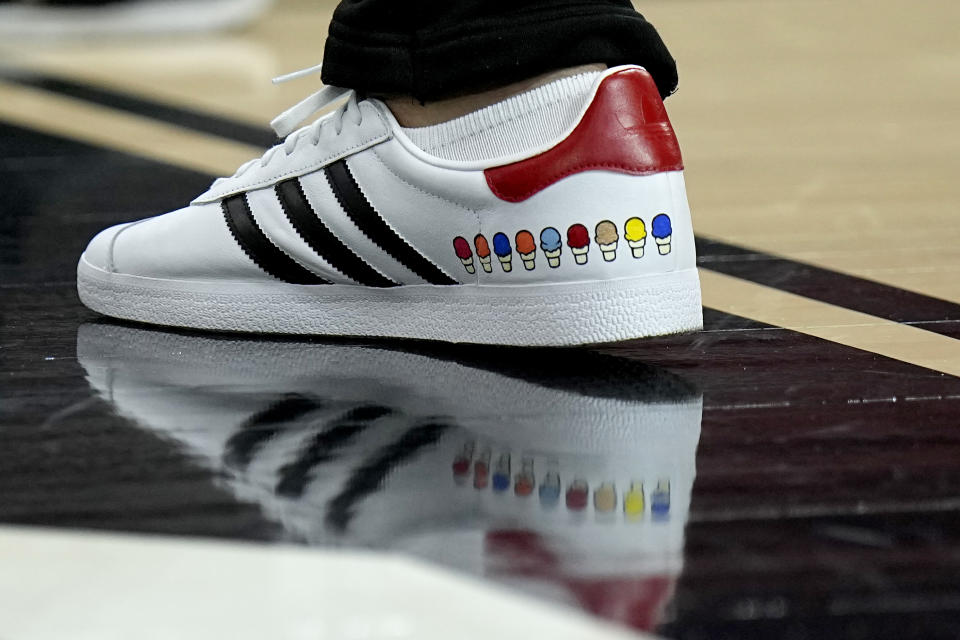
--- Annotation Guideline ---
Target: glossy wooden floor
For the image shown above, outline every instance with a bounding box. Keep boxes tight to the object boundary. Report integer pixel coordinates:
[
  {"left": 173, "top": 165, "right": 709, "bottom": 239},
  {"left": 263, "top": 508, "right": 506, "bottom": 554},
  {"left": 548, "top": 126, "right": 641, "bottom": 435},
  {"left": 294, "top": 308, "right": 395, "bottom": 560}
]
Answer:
[{"left": 2, "top": 0, "right": 960, "bottom": 638}]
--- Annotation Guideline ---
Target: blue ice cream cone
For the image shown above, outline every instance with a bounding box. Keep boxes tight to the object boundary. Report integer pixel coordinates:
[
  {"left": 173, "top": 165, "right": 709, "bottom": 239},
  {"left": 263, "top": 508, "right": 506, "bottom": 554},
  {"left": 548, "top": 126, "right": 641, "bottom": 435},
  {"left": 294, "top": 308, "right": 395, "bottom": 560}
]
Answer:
[
  {"left": 651, "top": 214, "right": 672, "bottom": 255},
  {"left": 492, "top": 232, "right": 513, "bottom": 272},
  {"left": 539, "top": 227, "right": 562, "bottom": 268}
]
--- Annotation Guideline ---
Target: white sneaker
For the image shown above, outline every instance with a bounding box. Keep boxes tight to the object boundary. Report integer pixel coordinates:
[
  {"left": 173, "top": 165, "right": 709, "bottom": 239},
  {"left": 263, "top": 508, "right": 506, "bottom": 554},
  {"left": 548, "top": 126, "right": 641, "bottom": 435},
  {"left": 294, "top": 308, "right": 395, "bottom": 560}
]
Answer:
[{"left": 77, "top": 65, "right": 702, "bottom": 346}]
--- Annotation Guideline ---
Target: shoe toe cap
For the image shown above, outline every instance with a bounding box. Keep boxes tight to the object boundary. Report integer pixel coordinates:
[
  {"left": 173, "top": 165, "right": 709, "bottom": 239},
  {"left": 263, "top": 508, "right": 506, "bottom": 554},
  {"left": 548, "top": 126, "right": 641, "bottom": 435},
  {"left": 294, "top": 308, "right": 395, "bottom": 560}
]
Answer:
[
  {"left": 80, "top": 222, "right": 137, "bottom": 273},
  {"left": 81, "top": 203, "right": 282, "bottom": 281}
]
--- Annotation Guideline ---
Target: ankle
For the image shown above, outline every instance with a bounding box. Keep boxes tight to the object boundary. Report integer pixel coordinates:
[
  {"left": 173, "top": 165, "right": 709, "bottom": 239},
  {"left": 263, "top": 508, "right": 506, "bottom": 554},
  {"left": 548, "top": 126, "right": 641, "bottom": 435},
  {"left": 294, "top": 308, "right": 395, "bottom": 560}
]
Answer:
[
  {"left": 388, "top": 65, "right": 604, "bottom": 163},
  {"left": 384, "top": 64, "right": 606, "bottom": 128}
]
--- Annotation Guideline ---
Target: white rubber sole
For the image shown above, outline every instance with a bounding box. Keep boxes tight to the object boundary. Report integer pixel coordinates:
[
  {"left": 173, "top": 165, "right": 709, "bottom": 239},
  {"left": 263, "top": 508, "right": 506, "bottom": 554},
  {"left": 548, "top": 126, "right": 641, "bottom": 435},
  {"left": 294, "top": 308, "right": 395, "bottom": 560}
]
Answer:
[{"left": 77, "top": 256, "right": 702, "bottom": 346}]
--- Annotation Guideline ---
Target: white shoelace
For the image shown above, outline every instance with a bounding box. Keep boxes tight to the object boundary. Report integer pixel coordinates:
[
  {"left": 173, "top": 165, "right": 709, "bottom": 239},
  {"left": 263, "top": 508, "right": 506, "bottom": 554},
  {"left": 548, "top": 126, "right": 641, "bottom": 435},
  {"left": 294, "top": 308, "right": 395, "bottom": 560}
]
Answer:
[{"left": 231, "top": 63, "right": 361, "bottom": 177}]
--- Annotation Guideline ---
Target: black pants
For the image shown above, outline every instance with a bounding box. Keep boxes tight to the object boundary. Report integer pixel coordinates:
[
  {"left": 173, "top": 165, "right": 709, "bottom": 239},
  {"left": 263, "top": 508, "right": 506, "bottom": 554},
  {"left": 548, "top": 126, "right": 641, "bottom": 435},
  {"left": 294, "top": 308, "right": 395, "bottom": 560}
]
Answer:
[{"left": 321, "top": 0, "right": 677, "bottom": 103}]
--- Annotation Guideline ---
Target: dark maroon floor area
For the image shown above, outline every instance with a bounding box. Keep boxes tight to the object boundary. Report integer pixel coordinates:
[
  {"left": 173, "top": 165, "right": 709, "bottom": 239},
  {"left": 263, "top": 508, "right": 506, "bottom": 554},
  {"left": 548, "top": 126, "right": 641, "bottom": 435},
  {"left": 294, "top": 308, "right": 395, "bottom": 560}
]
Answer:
[{"left": 3, "top": 122, "right": 960, "bottom": 639}]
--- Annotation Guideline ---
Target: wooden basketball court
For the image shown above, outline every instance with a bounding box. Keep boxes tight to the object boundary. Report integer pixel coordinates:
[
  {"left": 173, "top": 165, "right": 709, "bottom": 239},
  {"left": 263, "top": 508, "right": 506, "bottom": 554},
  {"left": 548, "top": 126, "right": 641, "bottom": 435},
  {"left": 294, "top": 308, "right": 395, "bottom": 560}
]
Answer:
[{"left": 1, "top": 0, "right": 958, "bottom": 637}]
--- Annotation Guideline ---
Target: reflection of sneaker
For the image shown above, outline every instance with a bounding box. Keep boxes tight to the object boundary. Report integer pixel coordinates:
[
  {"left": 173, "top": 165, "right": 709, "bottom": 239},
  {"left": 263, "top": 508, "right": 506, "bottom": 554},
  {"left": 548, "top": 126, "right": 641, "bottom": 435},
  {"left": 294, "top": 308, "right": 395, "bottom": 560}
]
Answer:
[
  {"left": 77, "top": 322, "right": 702, "bottom": 633},
  {"left": 78, "top": 65, "right": 701, "bottom": 346},
  {"left": 0, "top": 0, "right": 272, "bottom": 38}
]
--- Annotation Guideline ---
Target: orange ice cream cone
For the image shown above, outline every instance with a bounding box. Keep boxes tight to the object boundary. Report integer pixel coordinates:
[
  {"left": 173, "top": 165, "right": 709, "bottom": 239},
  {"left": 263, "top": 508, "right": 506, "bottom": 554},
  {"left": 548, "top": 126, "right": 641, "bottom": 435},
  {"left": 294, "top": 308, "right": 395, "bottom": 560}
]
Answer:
[{"left": 515, "top": 230, "right": 537, "bottom": 270}]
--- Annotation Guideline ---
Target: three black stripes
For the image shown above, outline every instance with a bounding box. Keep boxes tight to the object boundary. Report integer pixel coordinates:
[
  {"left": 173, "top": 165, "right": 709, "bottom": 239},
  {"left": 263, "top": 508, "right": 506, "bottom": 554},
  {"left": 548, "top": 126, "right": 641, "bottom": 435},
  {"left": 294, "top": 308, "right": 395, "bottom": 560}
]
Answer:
[{"left": 223, "top": 161, "right": 455, "bottom": 286}]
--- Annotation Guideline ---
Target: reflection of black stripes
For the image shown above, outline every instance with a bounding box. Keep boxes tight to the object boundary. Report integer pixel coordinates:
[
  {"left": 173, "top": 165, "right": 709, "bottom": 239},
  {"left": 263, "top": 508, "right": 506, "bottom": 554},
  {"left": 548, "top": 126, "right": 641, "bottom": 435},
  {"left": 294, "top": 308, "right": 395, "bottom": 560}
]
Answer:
[
  {"left": 275, "top": 179, "right": 397, "bottom": 288},
  {"left": 324, "top": 160, "right": 457, "bottom": 285},
  {"left": 325, "top": 422, "right": 450, "bottom": 532},
  {"left": 222, "top": 194, "right": 329, "bottom": 285},
  {"left": 224, "top": 394, "right": 324, "bottom": 470},
  {"left": 275, "top": 405, "right": 393, "bottom": 498}
]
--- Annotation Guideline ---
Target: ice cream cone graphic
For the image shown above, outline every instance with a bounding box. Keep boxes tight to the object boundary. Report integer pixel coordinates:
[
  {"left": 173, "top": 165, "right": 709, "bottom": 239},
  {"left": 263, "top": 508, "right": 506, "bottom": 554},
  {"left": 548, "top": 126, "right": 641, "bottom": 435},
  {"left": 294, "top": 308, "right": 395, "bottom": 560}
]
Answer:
[
  {"left": 539, "top": 227, "right": 562, "bottom": 268},
  {"left": 594, "top": 220, "right": 619, "bottom": 262},
  {"left": 492, "top": 232, "right": 513, "bottom": 272},
  {"left": 624, "top": 217, "right": 647, "bottom": 258},
  {"left": 566, "top": 223, "right": 590, "bottom": 265},
  {"left": 452, "top": 236, "right": 475, "bottom": 274},
  {"left": 474, "top": 234, "right": 492, "bottom": 272},
  {"left": 652, "top": 213, "right": 672, "bottom": 255},
  {"left": 515, "top": 230, "right": 537, "bottom": 270}
]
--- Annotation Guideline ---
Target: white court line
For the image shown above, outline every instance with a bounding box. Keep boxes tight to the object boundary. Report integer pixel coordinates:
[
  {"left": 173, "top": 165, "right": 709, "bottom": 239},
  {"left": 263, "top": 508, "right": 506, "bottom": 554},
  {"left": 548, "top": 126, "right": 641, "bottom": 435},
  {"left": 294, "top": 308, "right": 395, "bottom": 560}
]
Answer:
[
  {"left": 0, "top": 525, "right": 660, "bottom": 640},
  {"left": 701, "top": 269, "right": 960, "bottom": 378}
]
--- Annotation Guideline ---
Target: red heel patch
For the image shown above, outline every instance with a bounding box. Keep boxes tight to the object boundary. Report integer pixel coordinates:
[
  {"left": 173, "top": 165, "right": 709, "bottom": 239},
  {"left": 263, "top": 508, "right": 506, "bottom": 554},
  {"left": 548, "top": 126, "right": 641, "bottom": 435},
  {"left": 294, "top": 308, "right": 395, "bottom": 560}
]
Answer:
[{"left": 484, "top": 68, "right": 684, "bottom": 203}]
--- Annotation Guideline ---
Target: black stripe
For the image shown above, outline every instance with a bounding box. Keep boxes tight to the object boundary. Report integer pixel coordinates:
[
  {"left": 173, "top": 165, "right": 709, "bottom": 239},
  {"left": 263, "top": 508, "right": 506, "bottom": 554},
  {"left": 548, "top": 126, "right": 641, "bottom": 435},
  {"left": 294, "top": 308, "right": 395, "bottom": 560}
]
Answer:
[
  {"left": 324, "top": 160, "right": 458, "bottom": 286},
  {"left": 697, "top": 236, "right": 960, "bottom": 339},
  {"left": 0, "top": 69, "right": 277, "bottom": 149},
  {"left": 222, "top": 194, "right": 329, "bottom": 285},
  {"left": 275, "top": 179, "right": 398, "bottom": 288}
]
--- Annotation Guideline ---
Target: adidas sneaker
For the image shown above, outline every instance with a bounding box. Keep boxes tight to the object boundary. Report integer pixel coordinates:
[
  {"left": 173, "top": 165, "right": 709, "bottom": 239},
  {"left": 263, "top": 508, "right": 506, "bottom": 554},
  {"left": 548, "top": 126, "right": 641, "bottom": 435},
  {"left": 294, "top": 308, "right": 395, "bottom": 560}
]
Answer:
[{"left": 77, "top": 65, "right": 702, "bottom": 346}]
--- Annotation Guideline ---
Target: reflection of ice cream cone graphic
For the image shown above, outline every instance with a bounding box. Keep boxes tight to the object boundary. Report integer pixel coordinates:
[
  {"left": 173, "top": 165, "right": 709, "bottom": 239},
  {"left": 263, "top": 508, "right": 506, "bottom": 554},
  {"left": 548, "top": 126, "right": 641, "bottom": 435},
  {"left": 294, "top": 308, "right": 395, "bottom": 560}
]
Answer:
[
  {"left": 452, "top": 441, "right": 474, "bottom": 485},
  {"left": 492, "top": 232, "right": 513, "bottom": 272},
  {"left": 652, "top": 213, "right": 672, "bottom": 255},
  {"left": 593, "top": 482, "right": 617, "bottom": 512},
  {"left": 624, "top": 217, "right": 647, "bottom": 259},
  {"left": 594, "top": 220, "right": 619, "bottom": 262},
  {"left": 566, "top": 478, "right": 589, "bottom": 510},
  {"left": 624, "top": 481, "right": 645, "bottom": 519},
  {"left": 651, "top": 478, "right": 670, "bottom": 518},
  {"left": 473, "top": 449, "right": 490, "bottom": 489},
  {"left": 566, "top": 224, "right": 590, "bottom": 265},
  {"left": 493, "top": 453, "right": 511, "bottom": 492},
  {"left": 452, "top": 236, "right": 475, "bottom": 274},
  {"left": 515, "top": 457, "right": 535, "bottom": 496},
  {"left": 539, "top": 227, "right": 562, "bottom": 268},
  {"left": 474, "top": 234, "right": 492, "bottom": 272},
  {"left": 515, "top": 230, "right": 536, "bottom": 270},
  {"left": 539, "top": 470, "right": 560, "bottom": 506}
]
